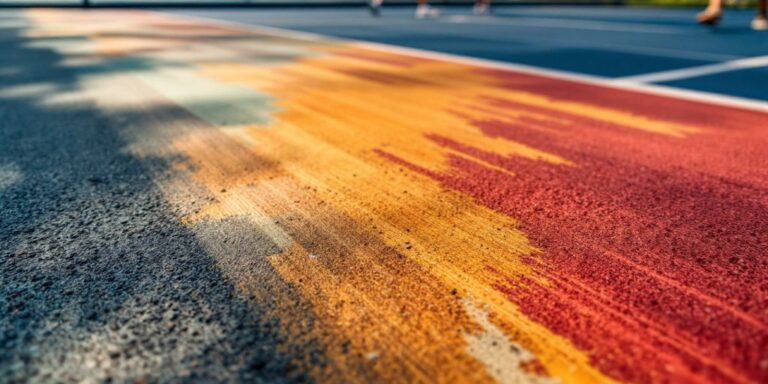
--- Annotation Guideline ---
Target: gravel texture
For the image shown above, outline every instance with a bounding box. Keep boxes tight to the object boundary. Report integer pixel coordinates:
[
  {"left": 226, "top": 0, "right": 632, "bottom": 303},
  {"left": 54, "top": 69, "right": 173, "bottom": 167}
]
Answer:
[{"left": 0, "top": 15, "right": 316, "bottom": 383}]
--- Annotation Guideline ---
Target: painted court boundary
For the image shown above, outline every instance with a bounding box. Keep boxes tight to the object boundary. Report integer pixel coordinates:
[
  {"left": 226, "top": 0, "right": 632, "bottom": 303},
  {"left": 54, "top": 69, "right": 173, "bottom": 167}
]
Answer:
[
  {"left": 614, "top": 55, "right": 768, "bottom": 84},
  {"left": 155, "top": 10, "right": 768, "bottom": 113}
]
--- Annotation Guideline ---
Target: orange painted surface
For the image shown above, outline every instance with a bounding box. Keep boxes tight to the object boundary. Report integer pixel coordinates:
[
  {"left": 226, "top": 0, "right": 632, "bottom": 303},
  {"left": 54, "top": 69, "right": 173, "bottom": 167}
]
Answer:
[{"left": 25, "top": 9, "right": 768, "bottom": 383}]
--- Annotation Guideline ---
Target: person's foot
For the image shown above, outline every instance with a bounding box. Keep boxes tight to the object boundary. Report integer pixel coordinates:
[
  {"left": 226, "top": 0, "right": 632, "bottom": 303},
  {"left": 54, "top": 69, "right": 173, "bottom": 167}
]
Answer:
[
  {"left": 696, "top": 8, "right": 722, "bottom": 25},
  {"left": 369, "top": 0, "right": 382, "bottom": 17},
  {"left": 752, "top": 15, "right": 768, "bottom": 30},
  {"left": 473, "top": 3, "right": 490, "bottom": 15},
  {"left": 415, "top": 5, "right": 440, "bottom": 19}
]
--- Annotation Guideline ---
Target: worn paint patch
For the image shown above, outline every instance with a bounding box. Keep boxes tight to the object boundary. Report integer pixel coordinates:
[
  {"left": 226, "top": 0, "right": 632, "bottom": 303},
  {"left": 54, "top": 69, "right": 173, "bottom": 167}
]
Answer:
[
  {"left": 462, "top": 299, "right": 558, "bottom": 384},
  {"left": 0, "top": 163, "right": 22, "bottom": 191}
]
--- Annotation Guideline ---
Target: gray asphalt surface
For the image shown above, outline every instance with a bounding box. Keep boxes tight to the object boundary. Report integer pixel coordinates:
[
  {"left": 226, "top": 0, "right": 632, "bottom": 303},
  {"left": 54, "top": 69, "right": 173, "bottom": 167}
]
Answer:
[{"left": 0, "top": 11, "right": 325, "bottom": 383}]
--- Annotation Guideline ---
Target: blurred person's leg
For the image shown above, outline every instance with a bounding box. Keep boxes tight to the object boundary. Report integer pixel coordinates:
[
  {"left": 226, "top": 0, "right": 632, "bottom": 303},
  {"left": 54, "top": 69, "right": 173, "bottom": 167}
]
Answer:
[
  {"left": 752, "top": 0, "right": 767, "bottom": 29},
  {"left": 369, "top": 0, "right": 383, "bottom": 17},
  {"left": 696, "top": 0, "right": 723, "bottom": 25}
]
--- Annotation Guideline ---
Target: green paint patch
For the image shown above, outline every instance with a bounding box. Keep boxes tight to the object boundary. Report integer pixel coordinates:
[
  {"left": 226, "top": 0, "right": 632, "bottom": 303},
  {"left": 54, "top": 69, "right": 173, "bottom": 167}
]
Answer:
[
  {"left": 134, "top": 66, "right": 276, "bottom": 127},
  {"left": 93, "top": 56, "right": 276, "bottom": 127},
  {"left": 24, "top": 36, "right": 96, "bottom": 57}
]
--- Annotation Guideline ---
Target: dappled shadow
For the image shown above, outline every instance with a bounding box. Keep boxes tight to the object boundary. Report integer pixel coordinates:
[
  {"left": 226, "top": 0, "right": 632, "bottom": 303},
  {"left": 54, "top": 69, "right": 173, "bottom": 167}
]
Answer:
[{"left": 0, "top": 13, "right": 330, "bottom": 383}]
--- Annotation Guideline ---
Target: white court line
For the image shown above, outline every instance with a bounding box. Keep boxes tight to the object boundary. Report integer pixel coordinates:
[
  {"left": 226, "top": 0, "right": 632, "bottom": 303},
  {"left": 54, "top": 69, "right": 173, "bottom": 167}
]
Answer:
[
  {"left": 445, "top": 15, "right": 686, "bottom": 34},
  {"left": 495, "top": 9, "right": 694, "bottom": 20},
  {"left": 155, "top": 11, "right": 768, "bottom": 113},
  {"left": 444, "top": 15, "right": 734, "bottom": 62},
  {"left": 613, "top": 55, "right": 768, "bottom": 83}
]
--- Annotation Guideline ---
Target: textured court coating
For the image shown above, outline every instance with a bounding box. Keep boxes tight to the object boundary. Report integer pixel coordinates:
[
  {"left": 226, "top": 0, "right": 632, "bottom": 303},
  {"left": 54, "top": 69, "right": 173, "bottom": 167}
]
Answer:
[{"left": 2, "top": 8, "right": 767, "bottom": 384}]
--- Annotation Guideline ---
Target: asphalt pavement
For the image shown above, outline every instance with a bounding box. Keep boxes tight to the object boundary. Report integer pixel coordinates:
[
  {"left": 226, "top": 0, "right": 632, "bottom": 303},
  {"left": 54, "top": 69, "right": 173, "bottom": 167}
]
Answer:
[{"left": 0, "top": 10, "right": 322, "bottom": 382}]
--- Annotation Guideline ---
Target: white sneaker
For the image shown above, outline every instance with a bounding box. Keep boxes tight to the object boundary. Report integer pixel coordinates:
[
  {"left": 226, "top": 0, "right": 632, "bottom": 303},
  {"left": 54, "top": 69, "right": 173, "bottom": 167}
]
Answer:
[
  {"left": 752, "top": 17, "right": 768, "bottom": 30},
  {"left": 415, "top": 5, "right": 440, "bottom": 19},
  {"left": 473, "top": 3, "right": 490, "bottom": 15}
]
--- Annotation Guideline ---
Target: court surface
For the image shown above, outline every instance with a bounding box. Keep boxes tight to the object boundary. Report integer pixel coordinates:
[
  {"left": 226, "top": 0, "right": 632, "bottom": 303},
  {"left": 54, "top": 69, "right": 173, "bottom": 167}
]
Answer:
[
  {"left": 169, "top": 5, "right": 768, "bottom": 102},
  {"left": 1, "top": 6, "right": 767, "bottom": 384}
]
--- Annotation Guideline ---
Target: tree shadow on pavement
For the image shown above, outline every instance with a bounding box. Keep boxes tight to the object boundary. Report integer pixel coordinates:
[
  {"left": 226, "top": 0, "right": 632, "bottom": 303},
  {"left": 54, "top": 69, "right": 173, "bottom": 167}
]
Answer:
[{"left": 0, "top": 14, "right": 328, "bottom": 384}]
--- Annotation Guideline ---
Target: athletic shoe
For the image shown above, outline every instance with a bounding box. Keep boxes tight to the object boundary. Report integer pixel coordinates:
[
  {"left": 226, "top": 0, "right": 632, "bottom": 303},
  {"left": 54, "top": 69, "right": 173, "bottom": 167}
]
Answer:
[
  {"left": 415, "top": 5, "right": 440, "bottom": 19},
  {"left": 752, "top": 16, "right": 768, "bottom": 30},
  {"left": 473, "top": 3, "right": 490, "bottom": 15}
]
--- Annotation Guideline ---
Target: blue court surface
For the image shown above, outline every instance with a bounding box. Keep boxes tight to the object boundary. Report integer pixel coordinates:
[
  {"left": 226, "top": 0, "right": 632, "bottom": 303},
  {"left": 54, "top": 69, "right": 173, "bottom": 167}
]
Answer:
[{"left": 166, "top": 5, "right": 768, "bottom": 102}]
